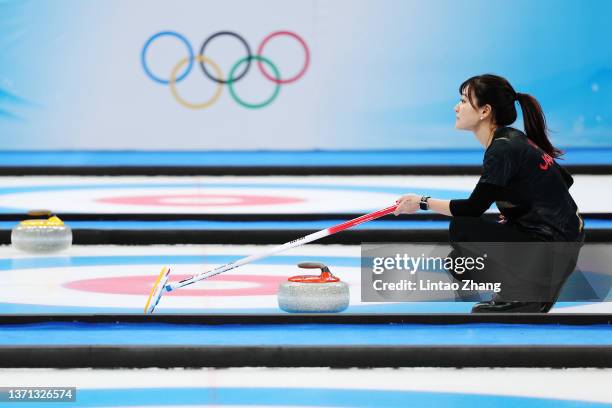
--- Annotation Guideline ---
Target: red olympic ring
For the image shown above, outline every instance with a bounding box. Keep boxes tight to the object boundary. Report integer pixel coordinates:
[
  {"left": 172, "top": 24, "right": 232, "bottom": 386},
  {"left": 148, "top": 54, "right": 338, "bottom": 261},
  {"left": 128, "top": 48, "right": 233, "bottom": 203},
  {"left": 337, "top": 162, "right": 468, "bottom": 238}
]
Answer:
[{"left": 257, "top": 30, "right": 310, "bottom": 84}]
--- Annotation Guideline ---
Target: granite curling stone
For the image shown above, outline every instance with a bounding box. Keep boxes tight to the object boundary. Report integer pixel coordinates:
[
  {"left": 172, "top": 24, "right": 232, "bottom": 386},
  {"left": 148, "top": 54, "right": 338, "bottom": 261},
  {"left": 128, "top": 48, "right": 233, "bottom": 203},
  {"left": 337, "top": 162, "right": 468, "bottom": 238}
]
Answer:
[
  {"left": 11, "top": 211, "right": 72, "bottom": 253},
  {"left": 278, "top": 262, "right": 349, "bottom": 313}
]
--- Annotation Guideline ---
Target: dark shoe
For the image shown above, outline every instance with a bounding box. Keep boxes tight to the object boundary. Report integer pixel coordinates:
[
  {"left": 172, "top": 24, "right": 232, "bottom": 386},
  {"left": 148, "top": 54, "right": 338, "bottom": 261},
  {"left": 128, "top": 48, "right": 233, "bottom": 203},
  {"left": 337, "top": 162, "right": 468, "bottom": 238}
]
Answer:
[
  {"left": 539, "top": 302, "right": 555, "bottom": 313},
  {"left": 471, "top": 301, "right": 548, "bottom": 313}
]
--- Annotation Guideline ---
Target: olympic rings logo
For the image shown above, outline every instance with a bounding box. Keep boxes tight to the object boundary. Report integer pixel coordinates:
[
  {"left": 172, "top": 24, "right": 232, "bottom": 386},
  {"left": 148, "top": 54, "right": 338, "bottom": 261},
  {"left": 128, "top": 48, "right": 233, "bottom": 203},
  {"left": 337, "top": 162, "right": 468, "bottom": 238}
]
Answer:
[{"left": 141, "top": 30, "right": 310, "bottom": 109}]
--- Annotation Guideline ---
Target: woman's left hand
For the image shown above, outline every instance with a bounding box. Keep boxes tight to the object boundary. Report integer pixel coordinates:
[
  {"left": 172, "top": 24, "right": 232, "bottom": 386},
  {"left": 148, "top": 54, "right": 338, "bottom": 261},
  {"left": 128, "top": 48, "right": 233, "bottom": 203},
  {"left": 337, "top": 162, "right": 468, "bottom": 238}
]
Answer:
[{"left": 394, "top": 193, "right": 421, "bottom": 215}]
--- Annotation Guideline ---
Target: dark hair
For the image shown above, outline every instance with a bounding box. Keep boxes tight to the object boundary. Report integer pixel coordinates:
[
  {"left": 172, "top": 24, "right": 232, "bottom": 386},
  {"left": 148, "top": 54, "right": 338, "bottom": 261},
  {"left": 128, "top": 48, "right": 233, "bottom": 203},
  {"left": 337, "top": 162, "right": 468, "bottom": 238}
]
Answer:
[{"left": 460, "top": 74, "right": 562, "bottom": 158}]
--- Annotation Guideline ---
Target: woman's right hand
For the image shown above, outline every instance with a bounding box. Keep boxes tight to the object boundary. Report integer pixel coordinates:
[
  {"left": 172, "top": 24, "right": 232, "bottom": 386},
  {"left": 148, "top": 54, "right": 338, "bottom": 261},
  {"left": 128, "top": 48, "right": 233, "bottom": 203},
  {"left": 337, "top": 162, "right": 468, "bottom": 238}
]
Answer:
[{"left": 394, "top": 194, "right": 421, "bottom": 216}]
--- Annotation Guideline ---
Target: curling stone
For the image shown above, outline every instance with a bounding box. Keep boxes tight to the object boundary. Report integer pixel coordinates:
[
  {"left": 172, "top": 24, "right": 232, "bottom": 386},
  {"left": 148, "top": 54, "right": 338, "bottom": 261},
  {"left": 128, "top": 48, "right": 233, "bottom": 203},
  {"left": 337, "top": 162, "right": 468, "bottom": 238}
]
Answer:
[
  {"left": 11, "top": 211, "right": 72, "bottom": 253},
  {"left": 278, "top": 262, "right": 349, "bottom": 313}
]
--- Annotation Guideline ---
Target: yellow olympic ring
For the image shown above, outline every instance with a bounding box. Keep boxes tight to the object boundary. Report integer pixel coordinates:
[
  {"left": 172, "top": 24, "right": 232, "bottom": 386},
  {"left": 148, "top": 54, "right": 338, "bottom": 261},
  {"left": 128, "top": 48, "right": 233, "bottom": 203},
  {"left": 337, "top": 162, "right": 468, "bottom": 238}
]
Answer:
[{"left": 168, "top": 55, "right": 224, "bottom": 109}]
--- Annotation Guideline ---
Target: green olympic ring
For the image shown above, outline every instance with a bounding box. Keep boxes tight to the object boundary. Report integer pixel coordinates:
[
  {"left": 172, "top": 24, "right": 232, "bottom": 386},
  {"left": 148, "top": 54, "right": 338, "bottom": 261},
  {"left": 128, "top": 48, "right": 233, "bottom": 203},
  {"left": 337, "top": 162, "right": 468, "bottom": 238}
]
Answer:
[{"left": 227, "top": 55, "right": 281, "bottom": 109}]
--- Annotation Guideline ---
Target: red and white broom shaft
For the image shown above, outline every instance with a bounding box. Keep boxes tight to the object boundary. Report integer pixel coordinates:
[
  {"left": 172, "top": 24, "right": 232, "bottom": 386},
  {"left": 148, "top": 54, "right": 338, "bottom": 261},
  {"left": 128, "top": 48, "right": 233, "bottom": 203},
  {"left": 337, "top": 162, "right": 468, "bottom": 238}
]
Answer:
[{"left": 164, "top": 204, "right": 398, "bottom": 292}]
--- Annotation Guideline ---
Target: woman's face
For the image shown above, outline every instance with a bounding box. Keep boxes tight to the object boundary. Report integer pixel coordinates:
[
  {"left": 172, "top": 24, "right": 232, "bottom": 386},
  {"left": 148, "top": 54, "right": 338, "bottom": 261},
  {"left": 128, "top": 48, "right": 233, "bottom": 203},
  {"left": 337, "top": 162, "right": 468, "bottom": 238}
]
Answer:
[{"left": 454, "top": 89, "right": 481, "bottom": 131}]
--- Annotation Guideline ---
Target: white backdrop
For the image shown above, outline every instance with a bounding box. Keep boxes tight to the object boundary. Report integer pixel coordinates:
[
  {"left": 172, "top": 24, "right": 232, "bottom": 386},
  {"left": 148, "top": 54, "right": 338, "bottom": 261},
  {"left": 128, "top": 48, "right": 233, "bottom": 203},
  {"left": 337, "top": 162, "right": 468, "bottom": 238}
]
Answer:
[{"left": 0, "top": 0, "right": 610, "bottom": 150}]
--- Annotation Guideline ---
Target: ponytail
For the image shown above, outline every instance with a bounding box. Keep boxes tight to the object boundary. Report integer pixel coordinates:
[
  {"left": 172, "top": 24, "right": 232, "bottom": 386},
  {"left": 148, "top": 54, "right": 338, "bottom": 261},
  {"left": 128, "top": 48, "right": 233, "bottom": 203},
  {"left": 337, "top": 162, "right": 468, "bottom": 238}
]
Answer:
[
  {"left": 516, "top": 92, "right": 563, "bottom": 158},
  {"left": 460, "top": 74, "right": 563, "bottom": 158}
]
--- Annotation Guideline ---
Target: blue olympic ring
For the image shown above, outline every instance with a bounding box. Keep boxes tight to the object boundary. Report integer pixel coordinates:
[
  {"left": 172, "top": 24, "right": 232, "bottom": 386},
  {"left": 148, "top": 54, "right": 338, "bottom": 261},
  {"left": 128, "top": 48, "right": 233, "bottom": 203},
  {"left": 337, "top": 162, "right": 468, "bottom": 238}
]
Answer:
[{"left": 141, "top": 31, "right": 194, "bottom": 85}]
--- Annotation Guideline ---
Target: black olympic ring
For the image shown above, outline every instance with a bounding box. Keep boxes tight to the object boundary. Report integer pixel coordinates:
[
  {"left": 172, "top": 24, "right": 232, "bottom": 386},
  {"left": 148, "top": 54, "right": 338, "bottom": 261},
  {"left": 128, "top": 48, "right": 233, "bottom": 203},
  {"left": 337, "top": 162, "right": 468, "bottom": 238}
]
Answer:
[{"left": 199, "top": 31, "right": 252, "bottom": 85}]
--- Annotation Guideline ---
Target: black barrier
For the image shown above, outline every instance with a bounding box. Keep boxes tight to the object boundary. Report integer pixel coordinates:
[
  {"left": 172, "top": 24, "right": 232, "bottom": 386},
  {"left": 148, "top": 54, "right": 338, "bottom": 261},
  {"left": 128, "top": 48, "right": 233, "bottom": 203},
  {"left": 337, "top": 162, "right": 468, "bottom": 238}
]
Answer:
[
  {"left": 0, "top": 164, "right": 611, "bottom": 176},
  {"left": 1, "top": 229, "right": 612, "bottom": 245},
  {"left": 0, "top": 313, "right": 611, "bottom": 325},
  {"left": 1, "top": 345, "right": 611, "bottom": 368},
  {"left": 1, "top": 315, "right": 609, "bottom": 368}
]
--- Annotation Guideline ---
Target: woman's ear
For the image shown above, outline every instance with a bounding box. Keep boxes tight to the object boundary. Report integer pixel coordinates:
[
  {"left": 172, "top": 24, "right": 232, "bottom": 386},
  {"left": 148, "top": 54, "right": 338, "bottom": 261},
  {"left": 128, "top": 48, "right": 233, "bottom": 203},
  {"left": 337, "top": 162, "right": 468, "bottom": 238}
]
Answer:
[{"left": 481, "top": 104, "right": 492, "bottom": 119}]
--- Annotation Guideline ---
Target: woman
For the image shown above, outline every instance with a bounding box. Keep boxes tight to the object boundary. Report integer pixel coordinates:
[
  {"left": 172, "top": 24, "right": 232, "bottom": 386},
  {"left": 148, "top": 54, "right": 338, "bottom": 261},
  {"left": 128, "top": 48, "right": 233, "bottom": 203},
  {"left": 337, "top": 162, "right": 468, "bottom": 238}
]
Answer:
[{"left": 394, "top": 74, "right": 584, "bottom": 313}]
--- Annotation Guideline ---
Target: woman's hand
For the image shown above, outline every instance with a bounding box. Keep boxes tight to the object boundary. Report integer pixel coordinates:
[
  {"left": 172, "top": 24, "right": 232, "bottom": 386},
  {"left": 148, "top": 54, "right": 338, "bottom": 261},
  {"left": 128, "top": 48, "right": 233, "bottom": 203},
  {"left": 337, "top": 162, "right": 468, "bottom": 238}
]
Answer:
[{"left": 394, "top": 193, "right": 421, "bottom": 216}]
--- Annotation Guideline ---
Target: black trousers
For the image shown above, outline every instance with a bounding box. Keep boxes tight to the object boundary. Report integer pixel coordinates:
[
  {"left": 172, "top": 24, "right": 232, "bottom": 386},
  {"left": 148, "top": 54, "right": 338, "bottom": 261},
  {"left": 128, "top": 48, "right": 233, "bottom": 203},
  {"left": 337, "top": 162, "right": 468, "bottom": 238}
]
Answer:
[{"left": 447, "top": 217, "right": 583, "bottom": 302}]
